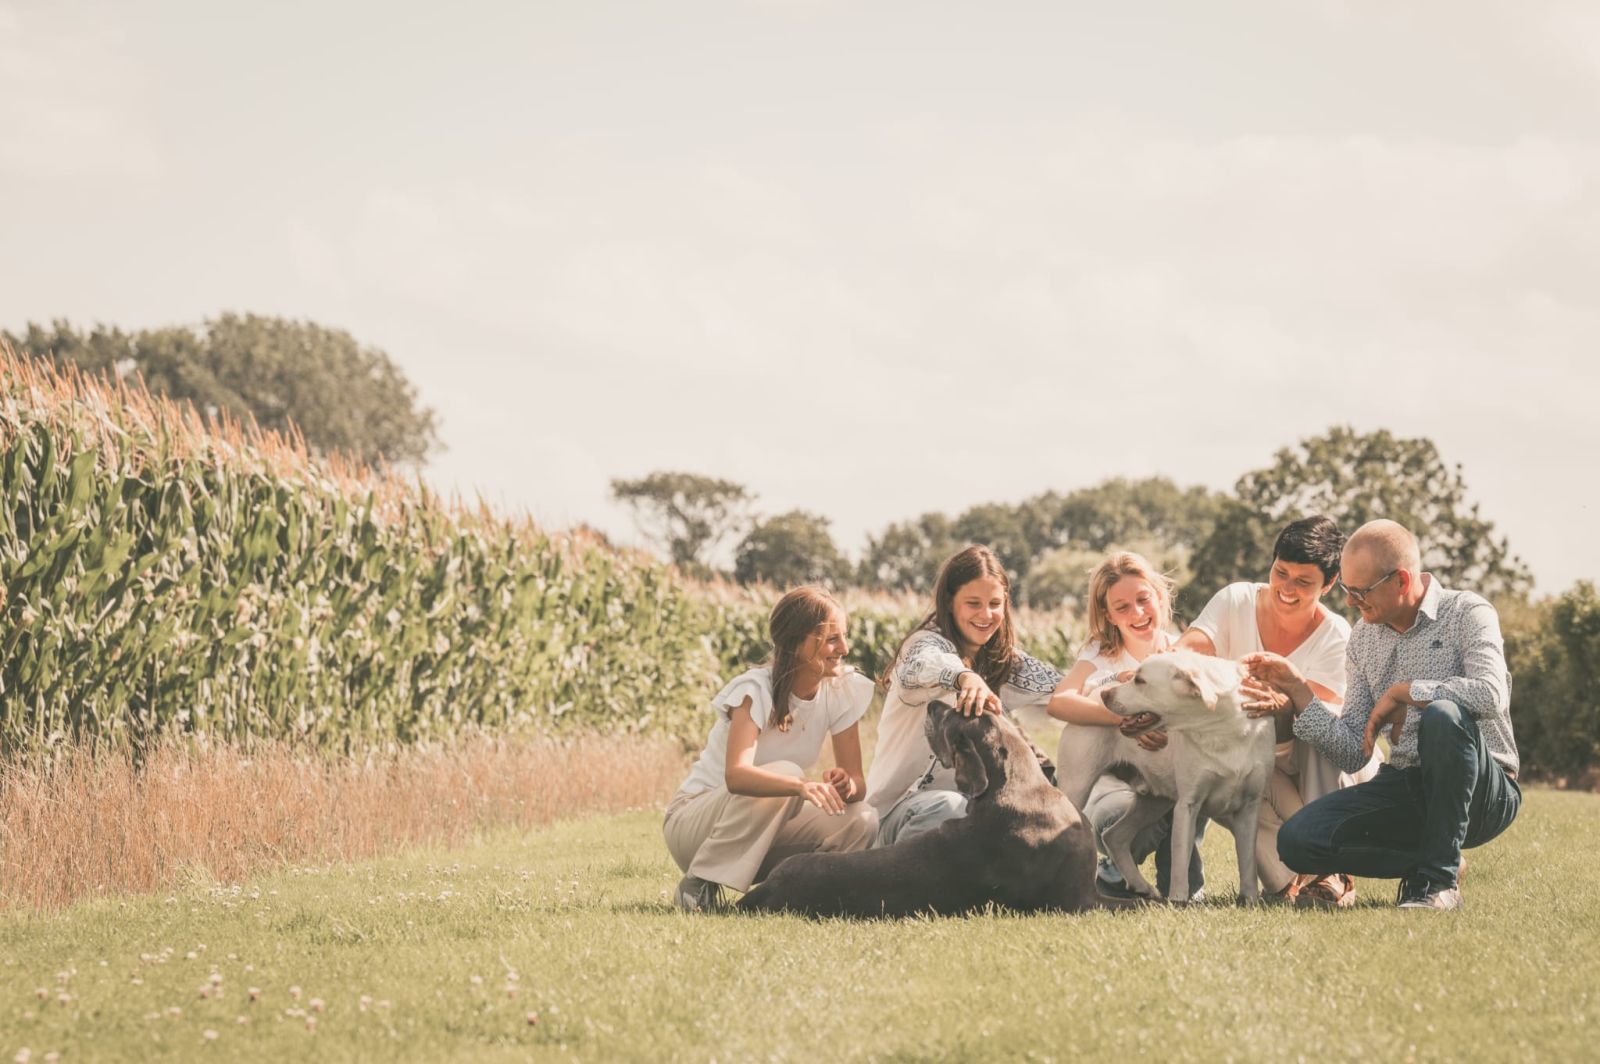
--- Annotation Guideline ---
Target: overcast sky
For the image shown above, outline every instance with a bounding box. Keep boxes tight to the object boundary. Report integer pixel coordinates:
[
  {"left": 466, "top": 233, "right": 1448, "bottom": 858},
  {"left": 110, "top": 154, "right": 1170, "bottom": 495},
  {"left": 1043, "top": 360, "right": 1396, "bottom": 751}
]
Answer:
[{"left": 3, "top": 0, "right": 1597, "bottom": 593}]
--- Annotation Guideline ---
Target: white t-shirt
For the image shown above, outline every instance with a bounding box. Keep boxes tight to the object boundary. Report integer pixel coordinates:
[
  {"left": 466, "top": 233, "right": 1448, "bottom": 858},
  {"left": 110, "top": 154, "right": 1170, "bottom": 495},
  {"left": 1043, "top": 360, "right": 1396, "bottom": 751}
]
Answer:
[
  {"left": 1189, "top": 581, "right": 1354, "bottom": 775},
  {"left": 1075, "top": 629, "right": 1178, "bottom": 692},
  {"left": 864, "top": 629, "right": 1062, "bottom": 816},
  {"left": 676, "top": 667, "right": 873, "bottom": 799},
  {"left": 1189, "top": 582, "right": 1349, "bottom": 698}
]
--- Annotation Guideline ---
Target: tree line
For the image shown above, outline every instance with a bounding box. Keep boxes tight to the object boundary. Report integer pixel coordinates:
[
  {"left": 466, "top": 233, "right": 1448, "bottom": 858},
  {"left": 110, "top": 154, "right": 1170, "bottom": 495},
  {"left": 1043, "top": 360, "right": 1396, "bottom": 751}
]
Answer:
[{"left": 612, "top": 424, "right": 1533, "bottom": 619}]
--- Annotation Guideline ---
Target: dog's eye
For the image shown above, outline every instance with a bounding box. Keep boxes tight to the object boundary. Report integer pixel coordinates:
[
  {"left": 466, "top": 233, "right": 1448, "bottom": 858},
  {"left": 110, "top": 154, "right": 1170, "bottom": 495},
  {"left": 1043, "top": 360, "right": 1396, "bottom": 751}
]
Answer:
[{"left": 1133, "top": 676, "right": 1145, "bottom": 685}]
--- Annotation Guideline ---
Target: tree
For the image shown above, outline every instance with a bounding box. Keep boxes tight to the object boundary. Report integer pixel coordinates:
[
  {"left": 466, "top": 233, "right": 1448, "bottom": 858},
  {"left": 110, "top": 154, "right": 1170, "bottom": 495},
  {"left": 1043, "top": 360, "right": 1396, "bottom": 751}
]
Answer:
[
  {"left": 610, "top": 471, "right": 752, "bottom": 576},
  {"left": 733, "top": 511, "right": 849, "bottom": 589},
  {"left": 1503, "top": 582, "right": 1600, "bottom": 781},
  {"left": 857, "top": 512, "right": 959, "bottom": 594},
  {"left": 5, "top": 315, "right": 440, "bottom": 465},
  {"left": 1023, "top": 539, "right": 1195, "bottom": 616},
  {"left": 952, "top": 502, "right": 1039, "bottom": 594},
  {"left": 1182, "top": 426, "right": 1533, "bottom": 617},
  {"left": 1045, "top": 477, "right": 1225, "bottom": 553}
]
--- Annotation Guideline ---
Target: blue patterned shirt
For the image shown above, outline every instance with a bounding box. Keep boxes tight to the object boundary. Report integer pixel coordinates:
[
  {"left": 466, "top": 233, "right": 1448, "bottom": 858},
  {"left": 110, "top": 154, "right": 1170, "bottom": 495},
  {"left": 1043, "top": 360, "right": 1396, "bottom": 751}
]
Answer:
[
  {"left": 1293, "top": 575, "right": 1518, "bottom": 776},
  {"left": 864, "top": 629, "right": 1063, "bottom": 813}
]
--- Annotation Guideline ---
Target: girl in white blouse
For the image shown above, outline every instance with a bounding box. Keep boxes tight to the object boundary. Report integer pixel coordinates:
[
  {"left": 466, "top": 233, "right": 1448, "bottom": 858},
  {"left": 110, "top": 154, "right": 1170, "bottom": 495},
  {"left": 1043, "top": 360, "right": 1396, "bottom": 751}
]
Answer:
[{"left": 664, "top": 586, "right": 877, "bottom": 911}]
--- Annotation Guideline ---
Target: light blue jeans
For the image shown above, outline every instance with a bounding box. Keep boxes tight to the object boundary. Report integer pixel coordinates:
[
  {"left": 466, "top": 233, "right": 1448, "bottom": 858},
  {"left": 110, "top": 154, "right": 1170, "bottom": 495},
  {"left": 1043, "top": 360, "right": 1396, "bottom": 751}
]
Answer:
[{"left": 875, "top": 789, "right": 967, "bottom": 848}]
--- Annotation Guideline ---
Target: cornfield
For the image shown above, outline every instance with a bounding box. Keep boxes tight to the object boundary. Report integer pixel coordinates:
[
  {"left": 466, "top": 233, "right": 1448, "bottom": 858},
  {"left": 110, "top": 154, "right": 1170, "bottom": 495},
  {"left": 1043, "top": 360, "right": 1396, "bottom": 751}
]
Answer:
[{"left": 0, "top": 342, "right": 1079, "bottom": 756}]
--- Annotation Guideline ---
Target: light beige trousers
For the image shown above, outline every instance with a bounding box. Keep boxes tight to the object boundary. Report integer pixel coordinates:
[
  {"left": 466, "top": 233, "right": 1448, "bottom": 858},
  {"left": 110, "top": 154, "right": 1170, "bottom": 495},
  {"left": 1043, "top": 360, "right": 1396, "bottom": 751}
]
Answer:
[
  {"left": 662, "top": 760, "right": 878, "bottom": 893},
  {"left": 1256, "top": 739, "right": 1382, "bottom": 893}
]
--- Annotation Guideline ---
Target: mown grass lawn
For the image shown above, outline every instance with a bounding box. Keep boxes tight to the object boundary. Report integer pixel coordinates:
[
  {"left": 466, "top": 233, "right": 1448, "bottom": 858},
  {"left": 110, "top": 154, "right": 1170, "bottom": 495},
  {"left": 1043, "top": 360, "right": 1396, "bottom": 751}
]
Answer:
[{"left": 1, "top": 789, "right": 1596, "bottom": 1062}]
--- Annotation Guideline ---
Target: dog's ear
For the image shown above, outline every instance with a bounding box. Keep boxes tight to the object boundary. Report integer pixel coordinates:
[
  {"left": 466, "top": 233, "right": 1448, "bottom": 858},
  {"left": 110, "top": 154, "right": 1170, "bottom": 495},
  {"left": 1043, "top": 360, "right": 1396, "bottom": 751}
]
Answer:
[
  {"left": 951, "top": 732, "right": 990, "bottom": 801},
  {"left": 1178, "top": 667, "right": 1221, "bottom": 711},
  {"left": 1184, "top": 660, "right": 1245, "bottom": 711}
]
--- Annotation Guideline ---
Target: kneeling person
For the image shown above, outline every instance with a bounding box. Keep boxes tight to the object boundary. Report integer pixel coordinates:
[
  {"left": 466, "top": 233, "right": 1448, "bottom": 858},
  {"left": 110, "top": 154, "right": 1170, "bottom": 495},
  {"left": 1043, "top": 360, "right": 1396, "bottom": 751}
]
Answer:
[
  {"left": 664, "top": 586, "right": 877, "bottom": 911},
  {"left": 1244, "top": 520, "right": 1520, "bottom": 911}
]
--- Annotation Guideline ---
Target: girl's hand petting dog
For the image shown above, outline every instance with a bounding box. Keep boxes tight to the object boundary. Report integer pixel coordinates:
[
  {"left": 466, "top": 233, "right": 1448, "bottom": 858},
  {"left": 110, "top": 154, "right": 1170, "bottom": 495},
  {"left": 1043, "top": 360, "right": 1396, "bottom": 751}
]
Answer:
[
  {"left": 954, "top": 670, "right": 1002, "bottom": 717},
  {"left": 822, "top": 766, "right": 856, "bottom": 801},
  {"left": 1118, "top": 712, "right": 1168, "bottom": 751}
]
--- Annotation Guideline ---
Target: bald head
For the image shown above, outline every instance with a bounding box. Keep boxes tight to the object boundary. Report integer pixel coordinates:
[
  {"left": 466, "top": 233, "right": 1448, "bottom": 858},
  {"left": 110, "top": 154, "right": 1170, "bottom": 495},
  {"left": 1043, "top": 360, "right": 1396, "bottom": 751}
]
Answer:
[{"left": 1343, "top": 519, "right": 1422, "bottom": 578}]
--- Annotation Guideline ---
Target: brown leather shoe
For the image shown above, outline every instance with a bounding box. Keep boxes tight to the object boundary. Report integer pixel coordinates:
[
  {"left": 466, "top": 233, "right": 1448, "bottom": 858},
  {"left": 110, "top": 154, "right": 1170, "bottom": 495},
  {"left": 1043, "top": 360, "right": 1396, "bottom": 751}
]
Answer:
[{"left": 1294, "top": 873, "right": 1357, "bottom": 910}]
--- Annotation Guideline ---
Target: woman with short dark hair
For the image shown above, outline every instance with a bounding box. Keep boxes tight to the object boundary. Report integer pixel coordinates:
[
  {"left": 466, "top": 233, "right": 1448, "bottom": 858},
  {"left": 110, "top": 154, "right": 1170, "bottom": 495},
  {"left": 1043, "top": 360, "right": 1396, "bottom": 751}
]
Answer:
[{"left": 1178, "top": 514, "right": 1379, "bottom": 907}]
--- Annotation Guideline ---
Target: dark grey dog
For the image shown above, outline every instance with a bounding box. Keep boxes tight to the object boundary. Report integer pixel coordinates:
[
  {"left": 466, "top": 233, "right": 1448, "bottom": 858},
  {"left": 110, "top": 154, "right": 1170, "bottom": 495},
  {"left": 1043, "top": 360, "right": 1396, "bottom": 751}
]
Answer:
[{"left": 739, "top": 701, "right": 1116, "bottom": 917}]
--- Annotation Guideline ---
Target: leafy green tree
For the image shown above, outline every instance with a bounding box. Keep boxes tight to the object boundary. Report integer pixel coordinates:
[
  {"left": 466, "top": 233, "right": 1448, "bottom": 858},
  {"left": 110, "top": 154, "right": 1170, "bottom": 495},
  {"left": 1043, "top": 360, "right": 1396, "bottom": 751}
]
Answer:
[
  {"left": 1503, "top": 583, "right": 1600, "bottom": 780},
  {"left": 1182, "top": 426, "right": 1533, "bottom": 617},
  {"left": 733, "top": 510, "right": 849, "bottom": 589},
  {"left": 1047, "top": 477, "right": 1224, "bottom": 553},
  {"left": 5, "top": 315, "right": 440, "bottom": 465},
  {"left": 857, "top": 512, "right": 959, "bottom": 594},
  {"left": 1023, "top": 539, "right": 1194, "bottom": 615},
  {"left": 952, "top": 502, "right": 1039, "bottom": 593},
  {"left": 610, "top": 471, "right": 752, "bottom": 576}
]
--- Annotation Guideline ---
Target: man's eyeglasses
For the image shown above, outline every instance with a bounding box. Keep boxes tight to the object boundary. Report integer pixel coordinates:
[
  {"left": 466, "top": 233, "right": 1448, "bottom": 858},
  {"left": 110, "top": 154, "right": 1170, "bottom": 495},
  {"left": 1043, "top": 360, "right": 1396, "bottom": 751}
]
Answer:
[{"left": 1337, "top": 569, "right": 1397, "bottom": 604}]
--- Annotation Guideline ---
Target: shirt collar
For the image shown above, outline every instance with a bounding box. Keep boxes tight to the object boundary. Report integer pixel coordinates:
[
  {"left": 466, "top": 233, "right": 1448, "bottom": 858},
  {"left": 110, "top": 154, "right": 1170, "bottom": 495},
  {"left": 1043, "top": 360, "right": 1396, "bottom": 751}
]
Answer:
[{"left": 1415, "top": 573, "right": 1442, "bottom": 623}]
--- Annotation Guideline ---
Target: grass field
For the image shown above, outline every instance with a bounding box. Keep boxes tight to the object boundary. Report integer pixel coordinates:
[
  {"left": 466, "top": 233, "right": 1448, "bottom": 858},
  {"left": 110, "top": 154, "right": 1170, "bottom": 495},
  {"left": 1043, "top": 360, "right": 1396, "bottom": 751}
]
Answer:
[{"left": 2, "top": 789, "right": 1596, "bottom": 1063}]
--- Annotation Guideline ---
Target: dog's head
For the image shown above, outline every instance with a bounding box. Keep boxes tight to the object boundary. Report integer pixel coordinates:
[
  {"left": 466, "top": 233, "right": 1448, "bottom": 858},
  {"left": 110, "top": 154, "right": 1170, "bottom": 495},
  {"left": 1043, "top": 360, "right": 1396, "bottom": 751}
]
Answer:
[
  {"left": 923, "top": 701, "right": 1012, "bottom": 801},
  {"left": 1100, "top": 650, "right": 1245, "bottom": 729}
]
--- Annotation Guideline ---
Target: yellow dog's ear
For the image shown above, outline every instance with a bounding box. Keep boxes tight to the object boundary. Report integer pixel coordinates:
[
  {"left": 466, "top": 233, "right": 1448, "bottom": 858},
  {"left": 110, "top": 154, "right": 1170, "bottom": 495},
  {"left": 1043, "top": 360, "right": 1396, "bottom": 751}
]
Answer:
[
  {"left": 952, "top": 733, "right": 990, "bottom": 801},
  {"left": 1178, "top": 668, "right": 1221, "bottom": 711},
  {"left": 1183, "top": 661, "right": 1246, "bottom": 712}
]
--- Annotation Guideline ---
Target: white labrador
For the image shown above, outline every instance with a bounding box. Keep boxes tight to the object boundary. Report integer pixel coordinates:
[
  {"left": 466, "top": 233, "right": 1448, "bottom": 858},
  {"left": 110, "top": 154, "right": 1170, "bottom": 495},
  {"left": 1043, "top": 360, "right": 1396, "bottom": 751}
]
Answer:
[{"left": 1055, "top": 650, "right": 1276, "bottom": 903}]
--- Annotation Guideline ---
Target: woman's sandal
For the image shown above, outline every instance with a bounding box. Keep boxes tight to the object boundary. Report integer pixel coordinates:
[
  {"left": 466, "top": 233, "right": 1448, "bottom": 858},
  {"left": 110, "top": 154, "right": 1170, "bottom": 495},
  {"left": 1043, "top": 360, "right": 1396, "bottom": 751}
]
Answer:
[{"left": 1294, "top": 872, "right": 1357, "bottom": 909}]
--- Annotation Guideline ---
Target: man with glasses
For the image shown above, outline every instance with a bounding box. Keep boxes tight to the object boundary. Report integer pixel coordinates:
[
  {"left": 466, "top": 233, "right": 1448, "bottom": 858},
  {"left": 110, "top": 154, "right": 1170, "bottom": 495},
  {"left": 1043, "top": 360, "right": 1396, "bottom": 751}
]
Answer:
[{"left": 1241, "top": 519, "right": 1521, "bottom": 910}]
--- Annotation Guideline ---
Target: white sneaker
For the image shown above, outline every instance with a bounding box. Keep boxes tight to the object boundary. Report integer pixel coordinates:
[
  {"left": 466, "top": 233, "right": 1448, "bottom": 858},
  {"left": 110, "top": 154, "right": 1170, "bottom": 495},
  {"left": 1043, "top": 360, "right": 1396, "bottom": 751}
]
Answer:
[
  {"left": 674, "top": 874, "right": 726, "bottom": 912},
  {"left": 1397, "top": 879, "right": 1463, "bottom": 911}
]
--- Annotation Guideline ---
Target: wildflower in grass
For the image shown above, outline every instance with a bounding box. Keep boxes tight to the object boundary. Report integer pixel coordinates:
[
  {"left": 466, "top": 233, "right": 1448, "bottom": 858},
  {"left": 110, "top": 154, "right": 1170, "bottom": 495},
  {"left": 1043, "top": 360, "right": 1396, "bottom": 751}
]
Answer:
[
  {"left": 289, "top": 985, "right": 302, "bottom": 1000},
  {"left": 305, "top": 1016, "right": 317, "bottom": 1033},
  {"left": 198, "top": 986, "right": 210, "bottom": 999},
  {"left": 33, "top": 989, "right": 46, "bottom": 1001},
  {"left": 14, "top": 1049, "right": 31, "bottom": 1063},
  {"left": 309, "top": 997, "right": 324, "bottom": 1013},
  {"left": 209, "top": 972, "right": 223, "bottom": 986},
  {"left": 55, "top": 993, "right": 70, "bottom": 1006},
  {"left": 202, "top": 1030, "right": 218, "bottom": 1042},
  {"left": 167, "top": 1006, "right": 183, "bottom": 1018},
  {"left": 248, "top": 987, "right": 261, "bottom": 1001},
  {"left": 527, "top": 1012, "right": 538, "bottom": 1026},
  {"left": 359, "top": 995, "right": 372, "bottom": 1012}
]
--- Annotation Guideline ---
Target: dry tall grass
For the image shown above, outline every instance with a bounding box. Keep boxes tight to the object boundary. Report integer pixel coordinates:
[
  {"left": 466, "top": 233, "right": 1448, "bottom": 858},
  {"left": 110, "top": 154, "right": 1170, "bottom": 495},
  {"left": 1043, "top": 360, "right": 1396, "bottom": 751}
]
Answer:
[{"left": 0, "top": 736, "right": 687, "bottom": 911}]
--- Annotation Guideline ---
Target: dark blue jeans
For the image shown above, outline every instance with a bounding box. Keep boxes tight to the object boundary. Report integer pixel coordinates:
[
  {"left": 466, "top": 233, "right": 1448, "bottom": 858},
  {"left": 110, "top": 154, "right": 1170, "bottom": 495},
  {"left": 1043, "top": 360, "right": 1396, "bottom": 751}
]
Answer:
[{"left": 1278, "top": 701, "right": 1521, "bottom": 891}]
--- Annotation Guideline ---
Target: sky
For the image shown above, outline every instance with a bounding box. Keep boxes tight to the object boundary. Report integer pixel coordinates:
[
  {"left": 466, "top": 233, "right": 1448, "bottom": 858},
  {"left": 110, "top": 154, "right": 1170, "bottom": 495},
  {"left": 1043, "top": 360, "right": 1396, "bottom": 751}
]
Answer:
[{"left": 3, "top": 0, "right": 1597, "bottom": 593}]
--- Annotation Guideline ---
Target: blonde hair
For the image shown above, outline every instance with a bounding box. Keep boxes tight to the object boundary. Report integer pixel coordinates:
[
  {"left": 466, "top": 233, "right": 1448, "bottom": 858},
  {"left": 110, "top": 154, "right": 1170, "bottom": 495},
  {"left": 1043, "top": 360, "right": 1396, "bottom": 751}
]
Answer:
[
  {"left": 1084, "top": 551, "right": 1174, "bottom": 659},
  {"left": 768, "top": 586, "right": 847, "bottom": 732}
]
